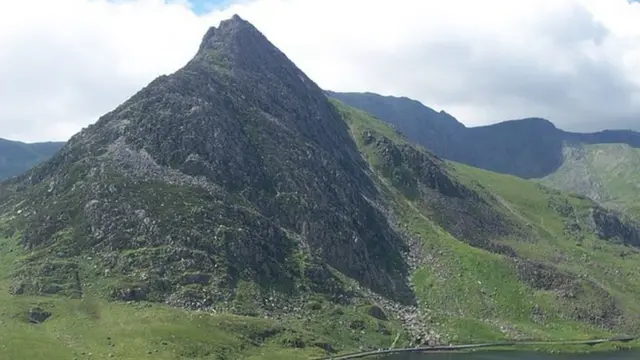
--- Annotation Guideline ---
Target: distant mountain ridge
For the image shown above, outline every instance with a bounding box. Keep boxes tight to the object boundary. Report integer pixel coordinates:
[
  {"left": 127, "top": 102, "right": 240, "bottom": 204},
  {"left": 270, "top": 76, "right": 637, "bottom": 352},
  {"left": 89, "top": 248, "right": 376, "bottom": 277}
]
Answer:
[
  {"left": 541, "top": 142, "right": 640, "bottom": 218},
  {"left": 0, "top": 138, "right": 65, "bottom": 179},
  {"left": 327, "top": 91, "right": 640, "bottom": 180}
]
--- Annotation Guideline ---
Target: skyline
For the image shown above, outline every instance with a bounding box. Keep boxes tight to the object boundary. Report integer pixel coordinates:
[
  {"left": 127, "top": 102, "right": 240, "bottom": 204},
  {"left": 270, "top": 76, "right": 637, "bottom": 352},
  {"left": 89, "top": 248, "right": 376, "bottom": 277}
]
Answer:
[{"left": 0, "top": 0, "right": 639, "bottom": 142}]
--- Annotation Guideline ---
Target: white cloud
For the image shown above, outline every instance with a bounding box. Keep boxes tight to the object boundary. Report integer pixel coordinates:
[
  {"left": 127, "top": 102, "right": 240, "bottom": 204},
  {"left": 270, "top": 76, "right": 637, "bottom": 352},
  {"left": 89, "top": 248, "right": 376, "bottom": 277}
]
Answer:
[{"left": 0, "top": 0, "right": 639, "bottom": 142}]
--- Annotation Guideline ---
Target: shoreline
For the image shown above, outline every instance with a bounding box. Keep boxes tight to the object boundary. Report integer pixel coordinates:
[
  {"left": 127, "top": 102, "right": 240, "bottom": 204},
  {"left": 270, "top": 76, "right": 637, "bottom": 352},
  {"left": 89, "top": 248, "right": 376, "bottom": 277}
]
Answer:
[{"left": 312, "top": 337, "right": 640, "bottom": 360}]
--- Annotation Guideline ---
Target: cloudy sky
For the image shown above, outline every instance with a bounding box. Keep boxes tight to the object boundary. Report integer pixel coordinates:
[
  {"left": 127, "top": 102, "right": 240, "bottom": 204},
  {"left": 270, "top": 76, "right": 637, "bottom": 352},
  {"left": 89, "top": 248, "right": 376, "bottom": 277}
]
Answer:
[{"left": 0, "top": 0, "right": 639, "bottom": 142}]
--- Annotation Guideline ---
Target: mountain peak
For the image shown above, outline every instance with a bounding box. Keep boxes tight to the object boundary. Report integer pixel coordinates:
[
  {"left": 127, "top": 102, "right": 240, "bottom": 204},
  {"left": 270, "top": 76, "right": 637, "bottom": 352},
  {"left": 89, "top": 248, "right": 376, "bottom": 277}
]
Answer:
[
  {"left": 6, "top": 15, "right": 415, "bottom": 311},
  {"left": 197, "top": 14, "right": 262, "bottom": 55},
  {"left": 514, "top": 117, "right": 557, "bottom": 129}
]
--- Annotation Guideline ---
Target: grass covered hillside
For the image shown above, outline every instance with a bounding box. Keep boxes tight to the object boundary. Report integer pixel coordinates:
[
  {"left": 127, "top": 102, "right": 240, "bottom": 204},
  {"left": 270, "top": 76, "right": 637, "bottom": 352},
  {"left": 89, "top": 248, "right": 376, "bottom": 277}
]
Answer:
[
  {"left": 1, "top": 15, "right": 639, "bottom": 360},
  {"left": 541, "top": 143, "right": 640, "bottom": 218},
  {"left": 335, "top": 100, "right": 640, "bottom": 345}
]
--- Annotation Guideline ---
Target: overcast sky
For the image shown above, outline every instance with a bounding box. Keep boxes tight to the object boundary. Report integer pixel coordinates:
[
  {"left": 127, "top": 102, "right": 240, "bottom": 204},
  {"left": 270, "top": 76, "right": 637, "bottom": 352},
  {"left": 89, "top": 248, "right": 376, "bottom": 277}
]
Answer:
[{"left": 1, "top": 0, "right": 639, "bottom": 142}]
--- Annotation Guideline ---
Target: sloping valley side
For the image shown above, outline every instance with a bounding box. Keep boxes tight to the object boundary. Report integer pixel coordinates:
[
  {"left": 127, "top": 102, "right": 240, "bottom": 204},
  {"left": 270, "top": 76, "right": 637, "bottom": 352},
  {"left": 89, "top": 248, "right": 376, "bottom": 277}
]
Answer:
[{"left": 336, "top": 100, "right": 640, "bottom": 344}]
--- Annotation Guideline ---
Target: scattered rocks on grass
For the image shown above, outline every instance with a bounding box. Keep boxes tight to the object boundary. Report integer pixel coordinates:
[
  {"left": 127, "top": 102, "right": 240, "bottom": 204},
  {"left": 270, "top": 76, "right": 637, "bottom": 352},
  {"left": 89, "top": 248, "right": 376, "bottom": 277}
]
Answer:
[{"left": 28, "top": 307, "right": 52, "bottom": 324}]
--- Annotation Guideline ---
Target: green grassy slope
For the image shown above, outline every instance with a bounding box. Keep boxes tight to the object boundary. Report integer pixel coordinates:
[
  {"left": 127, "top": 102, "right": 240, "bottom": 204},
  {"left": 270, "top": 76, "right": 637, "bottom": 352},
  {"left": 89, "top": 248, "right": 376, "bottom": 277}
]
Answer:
[
  {"left": 0, "top": 290, "right": 407, "bottom": 360},
  {"left": 335, "top": 100, "right": 640, "bottom": 345},
  {"left": 1, "top": 102, "right": 639, "bottom": 359},
  {"left": 540, "top": 143, "right": 640, "bottom": 217},
  {"left": 0, "top": 232, "right": 410, "bottom": 359}
]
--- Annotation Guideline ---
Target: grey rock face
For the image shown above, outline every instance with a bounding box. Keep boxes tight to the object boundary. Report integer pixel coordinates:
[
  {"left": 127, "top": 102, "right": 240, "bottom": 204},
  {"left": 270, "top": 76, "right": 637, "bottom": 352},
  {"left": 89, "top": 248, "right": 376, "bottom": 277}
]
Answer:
[
  {"left": 591, "top": 206, "right": 640, "bottom": 247},
  {"left": 27, "top": 307, "right": 52, "bottom": 324},
  {"left": 2, "top": 15, "right": 414, "bottom": 312}
]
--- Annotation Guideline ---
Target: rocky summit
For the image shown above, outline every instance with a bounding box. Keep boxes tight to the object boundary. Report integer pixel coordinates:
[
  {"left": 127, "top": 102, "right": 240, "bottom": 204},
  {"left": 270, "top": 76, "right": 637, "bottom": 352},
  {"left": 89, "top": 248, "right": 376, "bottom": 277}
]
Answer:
[
  {"left": 2, "top": 14, "right": 414, "bottom": 308},
  {"left": 2, "top": 15, "right": 640, "bottom": 359}
]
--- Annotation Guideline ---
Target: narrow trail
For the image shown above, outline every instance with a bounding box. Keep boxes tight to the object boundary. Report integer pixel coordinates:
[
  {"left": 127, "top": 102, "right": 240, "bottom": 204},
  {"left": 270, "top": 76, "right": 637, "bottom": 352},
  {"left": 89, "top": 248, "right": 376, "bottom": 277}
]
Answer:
[{"left": 492, "top": 193, "right": 533, "bottom": 229}]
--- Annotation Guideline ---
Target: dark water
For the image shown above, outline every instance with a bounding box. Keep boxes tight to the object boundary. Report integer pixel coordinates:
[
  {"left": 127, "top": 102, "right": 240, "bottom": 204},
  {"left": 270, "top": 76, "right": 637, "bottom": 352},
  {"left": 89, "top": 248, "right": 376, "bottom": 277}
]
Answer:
[{"left": 381, "top": 350, "right": 640, "bottom": 360}]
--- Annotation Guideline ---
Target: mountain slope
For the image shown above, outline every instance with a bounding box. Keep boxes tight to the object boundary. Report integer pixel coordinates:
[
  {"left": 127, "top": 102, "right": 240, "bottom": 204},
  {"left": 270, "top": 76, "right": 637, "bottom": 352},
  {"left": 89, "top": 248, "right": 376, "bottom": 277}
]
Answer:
[
  {"left": 0, "top": 138, "right": 64, "bottom": 179},
  {"left": 337, "top": 101, "right": 640, "bottom": 341},
  {"left": 328, "top": 91, "right": 640, "bottom": 180},
  {"left": 1, "top": 15, "right": 640, "bottom": 359},
  {"left": 4, "top": 14, "right": 416, "bottom": 305},
  {"left": 0, "top": 16, "right": 417, "bottom": 358},
  {"left": 541, "top": 143, "right": 640, "bottom": 217}
]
